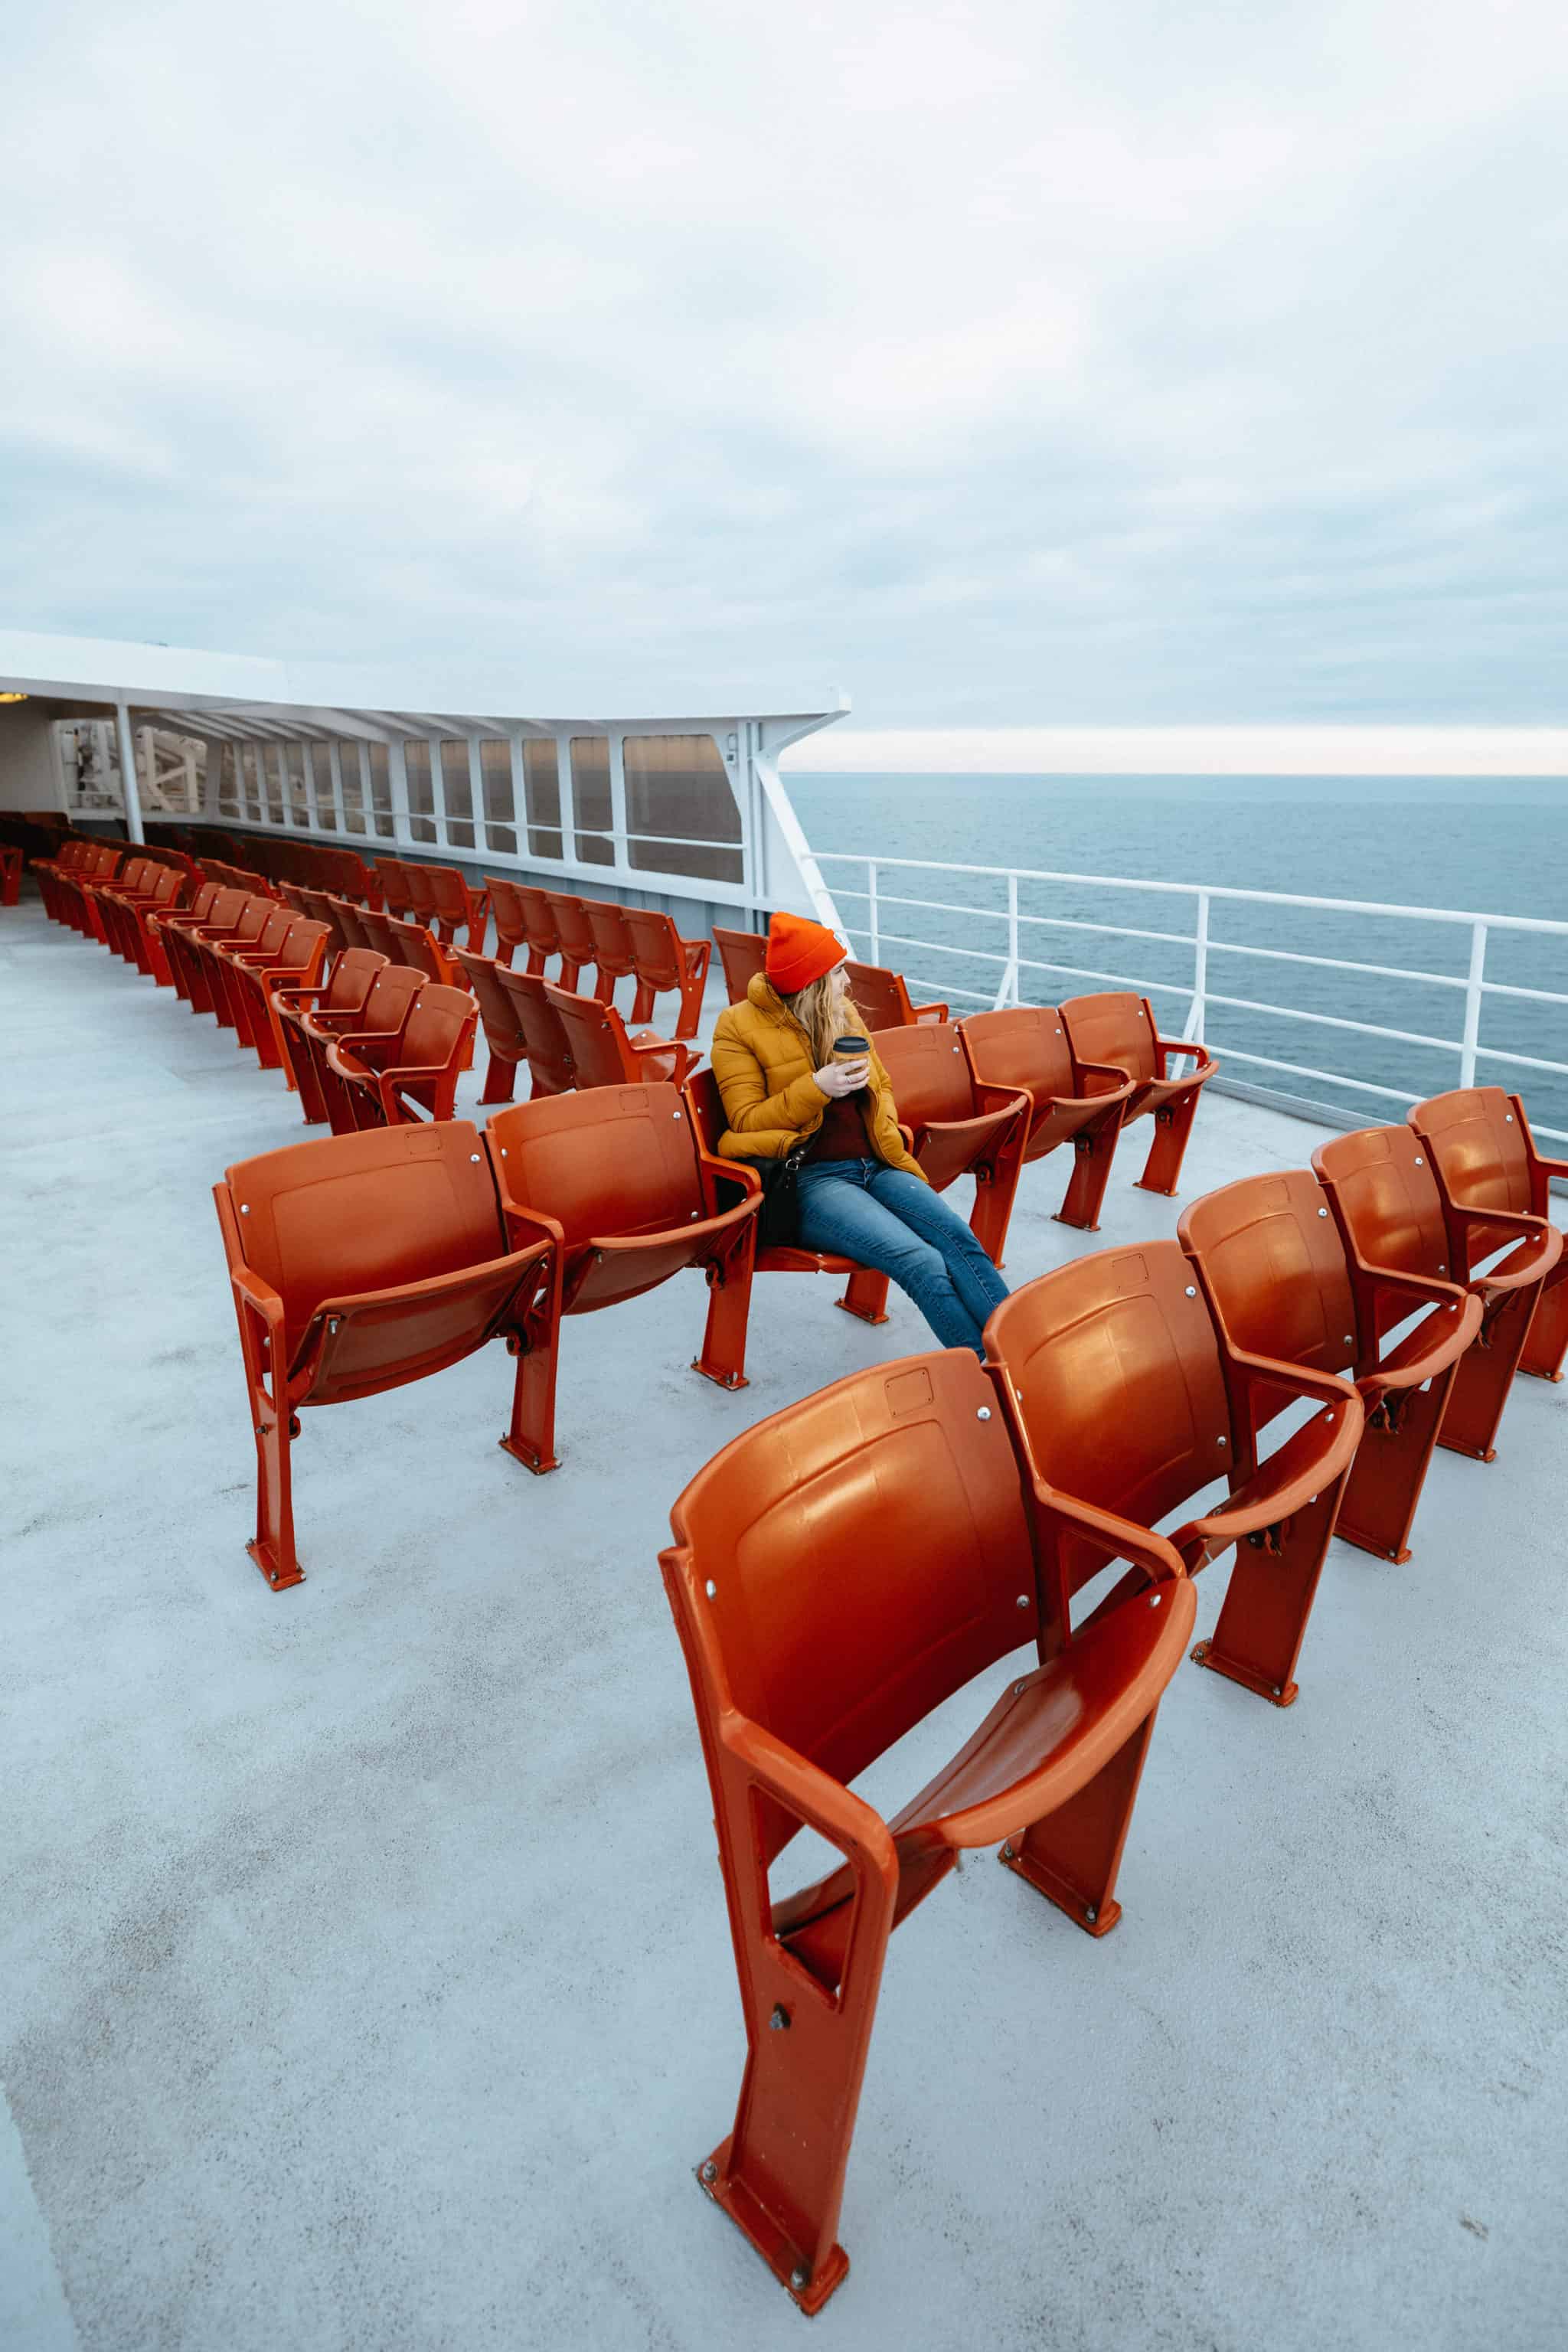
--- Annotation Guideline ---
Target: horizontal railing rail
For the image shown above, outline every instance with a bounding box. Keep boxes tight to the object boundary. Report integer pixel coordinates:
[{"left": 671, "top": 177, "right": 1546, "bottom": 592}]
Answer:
[{"left": 815, "top": 851, "right": 1568, "bottom": 1145}]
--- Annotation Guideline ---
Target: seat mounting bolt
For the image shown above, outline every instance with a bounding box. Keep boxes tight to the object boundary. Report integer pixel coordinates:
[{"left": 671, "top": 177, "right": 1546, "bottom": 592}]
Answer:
[
  {"left": 1085, "top": 1906, "right": 1097, "bottom": 1924},
  {"left": 701, "top": 2160, "right": 717, "bottom": 2184},
  {"left": 1001, "top": 1841, "right": 1014, "bottom": 1860},
  {"left": 769, "top": 2004, "right": 791, "bottom": 2031},
  {"left": 791, "top": 2268, "right": 809, "bottom": 2292}
]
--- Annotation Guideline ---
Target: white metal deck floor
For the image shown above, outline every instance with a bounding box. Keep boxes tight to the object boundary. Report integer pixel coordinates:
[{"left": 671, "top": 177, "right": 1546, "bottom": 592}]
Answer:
[{"left": 2, "top": 894, "right": 1565, "bottom": 2352}]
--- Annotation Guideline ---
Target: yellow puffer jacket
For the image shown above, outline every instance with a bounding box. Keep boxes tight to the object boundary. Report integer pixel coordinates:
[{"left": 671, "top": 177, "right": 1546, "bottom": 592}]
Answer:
[{"left": 709, "top": 974, "right": 926, "bottom": 1178}]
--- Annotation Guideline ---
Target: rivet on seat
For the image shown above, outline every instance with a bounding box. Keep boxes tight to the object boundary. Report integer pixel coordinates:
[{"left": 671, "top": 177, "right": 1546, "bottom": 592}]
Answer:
[
  {"left": 704, "top": 1579, "right": 717, "bottom": 1599},
  {"left": 976, "top": 1406, "right": 991, "bottom": 1420},
  {"left": 1184, "top": 1285, "right": 1196, "bottom": 1297},
  {"left": 1318, "top": 1206, "right": 1328, "bottom": 1217},
  {"left": 1015, "top": 1592, "right": 1028, "bottom": 1609}
]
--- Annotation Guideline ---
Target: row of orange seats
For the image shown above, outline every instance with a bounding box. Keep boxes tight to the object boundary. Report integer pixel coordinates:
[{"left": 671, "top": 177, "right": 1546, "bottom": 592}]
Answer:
[{"left": 666, "top": 1078, "right": 1567, "bottom": 2311}]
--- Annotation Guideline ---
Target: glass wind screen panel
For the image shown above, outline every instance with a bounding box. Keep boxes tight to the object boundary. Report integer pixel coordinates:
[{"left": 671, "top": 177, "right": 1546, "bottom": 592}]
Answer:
[
  {"left": 403, "top": 740, "right": 436, "bottom": 843},
  {"left": 440, "top": 738, "right": 474, "bottom": 849},
  {"left": 337, "top": 742, "right": 367, "bottom": 834},
  {"left": 263, "top": 747, "right": 286, "bottom": 822},
  {"left": 522, "top": 740, "right": 561, "bottom": 860},
  {"left": 240, "top": 745, "right": 264, "bottom": 820},
  {"left": 569, "top": 736, "right": 613, "bottom": 865},
  {"left": 310, "top": 743, "right": 337, "bottom": 829},
  {"left": 480, "top": 740, "right": 515, "bottom": 855},
  {"left": 365, "top": 743, "right": 393, "bottom": 837},
  {"left": 623, "top": 733, "right": 743, "bottom": 884},
  {"left": 217, "top": 743, "right": 240, "bottom": 813},
  {"left": 284, "top": 743, "right": 310, "bottom": 824}
]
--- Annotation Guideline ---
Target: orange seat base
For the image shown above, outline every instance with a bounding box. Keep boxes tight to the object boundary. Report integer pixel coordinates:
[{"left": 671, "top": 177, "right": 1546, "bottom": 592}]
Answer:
[{"left": 697, "top": 2139, "right": 850, "bottom": 2317}]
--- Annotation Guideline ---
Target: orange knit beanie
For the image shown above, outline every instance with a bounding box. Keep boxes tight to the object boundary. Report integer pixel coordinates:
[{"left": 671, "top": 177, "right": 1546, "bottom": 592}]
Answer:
[{"left": 765, "top": 911, "right": 846, "bottom": 995}]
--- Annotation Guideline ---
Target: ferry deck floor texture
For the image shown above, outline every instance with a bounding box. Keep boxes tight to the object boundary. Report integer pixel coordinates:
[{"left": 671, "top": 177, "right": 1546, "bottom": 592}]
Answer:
[{"left": 2, "top": 892, "right": 1564, "bottom": 2352}]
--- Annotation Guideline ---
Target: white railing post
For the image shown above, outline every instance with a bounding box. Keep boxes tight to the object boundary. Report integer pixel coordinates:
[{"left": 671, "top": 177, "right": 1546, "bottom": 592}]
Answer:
[
  {"left": 993, "top": 871, "right": 1020, "bottom": 1008},
  {"left": 1460, "top": 920, "right": 1488, "bottom": 1087},
  {"left": 1184, "top": 889, "right": 1210, "bottom": 1042},
  {"left": 867, "top": 859, "right": 880, "bottom": 962}
]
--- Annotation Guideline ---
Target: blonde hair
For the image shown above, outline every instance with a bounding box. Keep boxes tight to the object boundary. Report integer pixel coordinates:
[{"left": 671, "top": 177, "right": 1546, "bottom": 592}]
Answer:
[{"left": 779, "top": 967, "right": 864, "bottom": 1070}]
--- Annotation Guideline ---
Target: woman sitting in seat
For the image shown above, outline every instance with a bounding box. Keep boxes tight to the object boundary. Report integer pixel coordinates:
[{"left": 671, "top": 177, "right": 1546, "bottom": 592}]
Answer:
[{"left": 710, "top": 913, "right": 1010, "bottom": 1356}]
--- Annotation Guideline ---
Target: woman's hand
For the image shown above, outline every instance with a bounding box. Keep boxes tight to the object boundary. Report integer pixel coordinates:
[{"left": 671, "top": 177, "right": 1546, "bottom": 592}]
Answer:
[{"left": 815, "top": 1056, "right": 871, "bottom": 1097}]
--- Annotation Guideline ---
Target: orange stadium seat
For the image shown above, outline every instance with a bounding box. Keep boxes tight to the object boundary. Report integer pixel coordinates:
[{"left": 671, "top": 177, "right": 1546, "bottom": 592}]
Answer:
[
  {"left": 453, "top": 947, "right": 534, "bottom": 1104},
  {"left": 1313, "top": 1121, "right": 1561, "bottom": 1464},
  {"left": 624, "top": 906, "right": 711, "bottom": 1039},
  {"left": 581, "top": 897, "right": 638, "bottom": 1004},
  {"left": 485, "top": 876, "right": 529, "bottom": 968},
  {"left": 325, "top": 982, "right": 476, "bottom": 1131},
  {"left": 661, "top": 1348, "right": 1195, "bottom": 2313},
  {"left": 422, "top": 864, "right": 488, "bottom": 952},
  {"left": 374, "top": 858, "right": 417, "bottom": 918},
  {"left": 1406, "top": 1086, "right": 1568, "bottom": 1387},
  {"left": 1179, "top": 1168, "right": 1480, "bottom": 1566},
  {"left": 544, "top": 982, "right": 698, "bottom": 1089},
  {"left": 713, "top": 923, "right": 767, "bottom": 1004},
  {"left": 844, "top": 958, "right": 948, "bottom": 1027},
  {"left": 272, "top": 948, "right": 388, "bottom": 1122},
  {"left": 224, "top": 917, "right": 332, "bottom": 1071},
  {"left": 484, "top": 1083, "right": 760, "bottom": 1470},
  {"left": 959, "top": 1005, "right": 1138, "bottom": 1231},
  {"left": 683, "top": 1067, "right": 891, "bottom": 1337},
  {"left": 544, "top": 890, "right": 595, "bottom": 991},
  {"left": 301, "top": 962, "right": 426, "bottom": 1135},
  {"left": 214, "top": 1122, "right": 553, "bottom": 1591},
  {"left": 1060, "top": 991, "right": 1217, "bottom": 1197},
  {"left": 985, "top": 1241, "right": 1363, "bottom": 1709},
  {"left": 492, "top": 966, "right": 577, "bottom": 1100},
  {"left": 869, "top": 1021, "right": 1030, "bottom": 1264}
]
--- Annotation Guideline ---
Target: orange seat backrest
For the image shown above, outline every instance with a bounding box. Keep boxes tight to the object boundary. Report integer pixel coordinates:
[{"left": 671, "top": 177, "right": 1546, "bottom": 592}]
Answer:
[
  {"left": 545, "top": 891, "right": 594, "bottom": 959},
  {"left": 227, "top": 895, "right": 276, "bottom": 946},
  {"left": 667, "top": 1349, "right": 1037, "bottom": 1864},
  {"left": 338, "top": 962, "right": 426, "bottom": 1055},
  {"left": 454, "top": 949, "right": 519, "bottom": 1042},
  {"left": 870, "top": 1022, "right": 973, "bottom": 1126},
  {"left": 318, "top": 947, "right": 387, "bottom": 1014},
  {"left": 387, "top": 916, "right": 446, "bottom": 980},
  {"left": 684, "top": 1066, "right": 725, "bottom": 1154},
  {"left": 623, "top": 907, "right": 682, "bottom": 988},
  {"left": 393, "top": 983, "right": 474, "bottom": 1071},
  {"left": 486, "top": 877, "right": 527, "bottom": 949},
  {"left": 518, "top": 886, "right": 560, "bottom": 956},
  {"left": 266, "top": 918, "right": 331, "bottom": 975},
  {"left": 403, "top": 865, "right": 437, "bottom": 919},
  {"left": 1313, "top": 1126, "right": 1452, "bottom": 1285},
  {"left": 1410, "top": 1087, "right": 1533, "bottom": 1217},
  {"left": 988, "top": 1241, "right": 1233, "bottom": 1546},
  {"left": 1179, "top": 1168, "right": 1355, "bottom": 1391},
  {"left": 149, "top": 867, "right": 181, "bottom": 906},
  {"left": 1061, "top": 993, "right": 1158, "bottom": 1084},
  {"left": 844, "top": 962, "right": 911, "bottom": 1028},
  {"left": 713, "top": 925, "right": 766, "bottom": 1001},
  {"left": 182, "top": 881, "right": 220, "bottom": 924},
  {"left": 583, "top": 897, "right": 633, "bottom": 962},
  {"left": 374, "top": 858, "right": 412, "bottom": 912},
  {"left": 492, "top": 966, "right": 574, "bottom": 1089},
  {"left": 246, "top": 906, "right": 293, "bottom": 960},
  {"left": 960, "top": 1006, "right": 1076, "bottom": 1102},
  {"left": 357, "top": 909, "right": 403, "bottom": 960},
  {"left": 198, "top": 887, "right": 247, "bottom": 930},
  {"left": 222, "top": 1121, "right": 505, "bottom": 1354},
  {"left": 423, "top": 865, "right": 470, "bottom": 922},
  {"left": 544, "top": 983, "right": 635, "bottom": 1086},
  {"left": 488, "top": 1082, "right": 700, "bottom": 1244}
]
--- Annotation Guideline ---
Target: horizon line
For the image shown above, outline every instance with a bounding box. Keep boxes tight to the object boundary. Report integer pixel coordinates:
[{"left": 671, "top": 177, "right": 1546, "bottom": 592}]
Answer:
[{"left": 784, "top": 724, "right": 1568, "bottom": 777}]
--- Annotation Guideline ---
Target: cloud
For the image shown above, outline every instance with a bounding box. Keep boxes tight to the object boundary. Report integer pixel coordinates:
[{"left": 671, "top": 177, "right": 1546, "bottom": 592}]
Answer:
[{"left": 2, "top": 1, "right": 1566, "bottom": 727}]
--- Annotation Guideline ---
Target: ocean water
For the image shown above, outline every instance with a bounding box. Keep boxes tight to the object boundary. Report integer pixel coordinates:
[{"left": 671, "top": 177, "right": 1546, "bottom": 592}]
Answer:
[{"left": 784, "top": 774, "right": 1568, "bottom": 1138}]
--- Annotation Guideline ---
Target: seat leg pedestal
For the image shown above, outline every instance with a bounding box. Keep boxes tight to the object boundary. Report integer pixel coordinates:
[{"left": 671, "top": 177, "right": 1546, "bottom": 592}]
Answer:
[
  {"left": 1192, "top": 1478, "right": 1346, "bottom": 1707},
  {"left": 999, "top": 1710, "right": 1157, "bottom": 1938},
  {"left": 499, "top": 1332, "right": 561, "bottom": 1475},
  {"left": 249, "top": 1413, "right": 303, "bottom": 1592},
  {"left": 697, "top": 2138, "right": 851, "bottom": 2318},
  {"left": 1134, "top": 1089, "right": 1200, "bottom": 1196},
  {"left": 1439, "top": 1289, "right": 1537, "bottom": 1459},
  {"left": 692, "top": 1249, "right": 754, "bottom": 1392},
  {"left": 1055, "top": 1116, "right": 1122, "bottom": 1231},
  {"left": 1520, "top": 1269, "right": 1568, "bottom": 1381},
  {"left": 836, "top": 1269, "right": 890, "bottom": 1324},
  {"left": 1333, "top": 1371, "right": 1454, "bottom": 1565},
  {"left": 479, "top": 1050, "right": 518, "bottom": 1105}
]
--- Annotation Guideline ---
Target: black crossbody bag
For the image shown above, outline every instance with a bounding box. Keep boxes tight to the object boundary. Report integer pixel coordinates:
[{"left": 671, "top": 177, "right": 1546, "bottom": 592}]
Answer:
[{"left": 736, "top": 1140, "right": 812, "bottom": 1249}]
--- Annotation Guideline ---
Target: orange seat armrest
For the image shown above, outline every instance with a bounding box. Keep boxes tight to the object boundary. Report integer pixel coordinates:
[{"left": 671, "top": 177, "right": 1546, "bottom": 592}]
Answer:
[
  {"left": 1186, "top": 1397, "right": 1364, "bottom": 1550},
  {"left": 717, "top": 1713, "right": 898, "bottom": 1895},
  {"left": 1077, "top": 1055, "right": 1132, "bottom": 1086},
  {"left": 1031, "top": 1478, "right": 1187, "bottom": 1589},
  {"left": 1363, "top": 1295, "right": 1481, "bottom": 1396}
]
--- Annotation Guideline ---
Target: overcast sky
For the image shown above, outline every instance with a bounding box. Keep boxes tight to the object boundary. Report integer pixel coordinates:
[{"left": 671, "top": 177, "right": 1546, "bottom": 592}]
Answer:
[{"left": 3, "top": 2, "right": 1566, "bottom": 746}]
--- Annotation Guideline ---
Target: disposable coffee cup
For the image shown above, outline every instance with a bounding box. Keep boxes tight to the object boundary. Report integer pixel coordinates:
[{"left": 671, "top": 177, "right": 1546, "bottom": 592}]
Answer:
[{"left": 833, "top": 1034, "right": 871, "bottom": 1086}]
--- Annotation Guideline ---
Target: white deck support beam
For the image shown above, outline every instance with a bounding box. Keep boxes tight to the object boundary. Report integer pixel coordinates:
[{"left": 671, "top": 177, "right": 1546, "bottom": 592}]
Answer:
[{"left": 113, "top": 699, "right": 145, "bottom": 844}]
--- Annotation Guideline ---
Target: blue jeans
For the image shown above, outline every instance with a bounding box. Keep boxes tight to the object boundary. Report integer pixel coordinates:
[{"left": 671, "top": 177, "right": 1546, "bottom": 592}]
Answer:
[{"left": 795, "top": 1159, "right": 1011, "bottom": 1357}]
